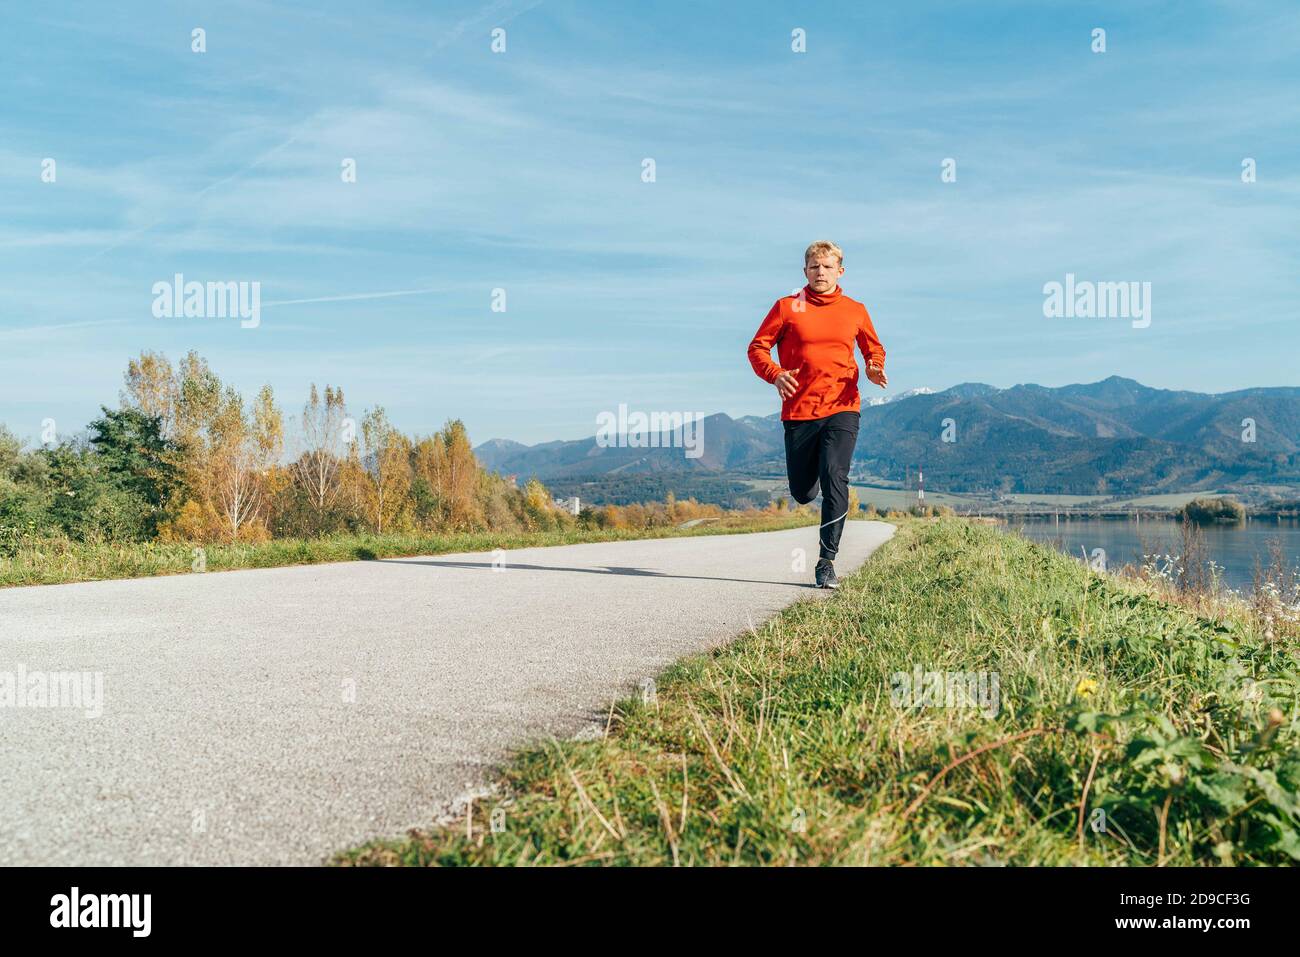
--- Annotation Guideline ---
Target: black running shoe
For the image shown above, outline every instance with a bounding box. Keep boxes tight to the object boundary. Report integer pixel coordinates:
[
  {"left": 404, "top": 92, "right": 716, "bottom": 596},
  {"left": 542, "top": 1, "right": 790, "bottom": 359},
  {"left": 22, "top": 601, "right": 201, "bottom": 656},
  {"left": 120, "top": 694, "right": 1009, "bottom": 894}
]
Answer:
[{"left": 815, "top": 558, "right": 838, "bottom": 589}]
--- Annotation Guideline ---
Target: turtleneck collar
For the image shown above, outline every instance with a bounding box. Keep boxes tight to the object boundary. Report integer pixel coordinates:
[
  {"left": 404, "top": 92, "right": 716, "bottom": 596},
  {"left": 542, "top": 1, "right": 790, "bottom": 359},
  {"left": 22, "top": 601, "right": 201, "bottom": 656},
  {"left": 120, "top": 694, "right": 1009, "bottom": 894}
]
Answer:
[{"left": 803, "top": 283, "right": 843, "bottom": 307}]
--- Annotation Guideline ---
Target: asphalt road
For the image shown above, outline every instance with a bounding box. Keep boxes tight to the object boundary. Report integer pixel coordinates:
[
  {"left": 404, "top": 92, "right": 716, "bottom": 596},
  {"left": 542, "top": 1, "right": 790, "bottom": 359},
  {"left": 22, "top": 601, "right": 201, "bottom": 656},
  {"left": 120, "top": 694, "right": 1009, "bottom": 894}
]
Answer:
[{"left": 0, "top": 521, "right": 895, "bottom": 865}]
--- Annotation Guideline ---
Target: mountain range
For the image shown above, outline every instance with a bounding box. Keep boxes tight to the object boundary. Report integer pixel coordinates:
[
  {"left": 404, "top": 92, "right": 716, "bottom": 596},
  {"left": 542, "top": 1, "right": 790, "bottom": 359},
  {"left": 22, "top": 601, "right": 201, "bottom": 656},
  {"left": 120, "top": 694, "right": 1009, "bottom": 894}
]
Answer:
[{"left": 474, "top": 377, "right": 1300, "bottom": 498}]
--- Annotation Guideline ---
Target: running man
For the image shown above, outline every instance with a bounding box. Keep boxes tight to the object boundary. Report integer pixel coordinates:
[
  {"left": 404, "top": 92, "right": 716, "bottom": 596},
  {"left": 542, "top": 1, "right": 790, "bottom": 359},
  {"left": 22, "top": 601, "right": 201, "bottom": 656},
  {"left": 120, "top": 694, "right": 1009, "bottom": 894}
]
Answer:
[{"left": 747, "top": 240, "right": 887, "bottom": 588}]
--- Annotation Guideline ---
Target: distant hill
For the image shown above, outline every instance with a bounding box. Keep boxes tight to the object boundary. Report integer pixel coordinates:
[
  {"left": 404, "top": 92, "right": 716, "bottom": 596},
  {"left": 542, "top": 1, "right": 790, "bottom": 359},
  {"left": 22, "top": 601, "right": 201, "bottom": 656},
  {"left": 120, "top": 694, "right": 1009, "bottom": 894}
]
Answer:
[
  {"left": 474, "top": 377, "right": 1300, "bottom": 498},
  {"left": 471, "top": 438, "right": 529, "bottom": 463},
  {"left": 473, "top": 412, "right": 784, "bottom": 478}
]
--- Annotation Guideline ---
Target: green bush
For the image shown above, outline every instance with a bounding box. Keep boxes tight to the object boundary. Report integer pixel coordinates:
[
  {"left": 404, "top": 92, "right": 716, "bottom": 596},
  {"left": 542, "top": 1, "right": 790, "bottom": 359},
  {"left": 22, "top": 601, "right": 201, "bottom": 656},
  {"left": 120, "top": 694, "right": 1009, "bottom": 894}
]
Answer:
[{"left": 1179, "top": 497, "right": 1246, "bottom": 526}]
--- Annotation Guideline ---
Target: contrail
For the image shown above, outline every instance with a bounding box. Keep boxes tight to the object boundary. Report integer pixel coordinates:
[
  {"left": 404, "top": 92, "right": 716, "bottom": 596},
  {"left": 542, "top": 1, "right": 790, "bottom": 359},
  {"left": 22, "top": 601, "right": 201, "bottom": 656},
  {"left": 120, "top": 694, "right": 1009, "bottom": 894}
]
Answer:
[
  {"left": 432, "top": 0, "right": 545, "bottom": 51},
  {"left": 261, "top": 288, "right": 444, "bottom": 307},
  {"left": 0, "top": 318, "right": 131, "bottom": 340},
  {"left": 75, "top": 133, "right": 301, "bottom": 269}
]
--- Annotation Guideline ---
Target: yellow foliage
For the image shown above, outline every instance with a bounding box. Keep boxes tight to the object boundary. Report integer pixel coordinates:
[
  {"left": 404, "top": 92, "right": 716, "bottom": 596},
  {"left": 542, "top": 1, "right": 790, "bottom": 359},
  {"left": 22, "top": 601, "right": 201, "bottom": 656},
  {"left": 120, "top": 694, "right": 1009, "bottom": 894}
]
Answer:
[
  {"left": 235, "top": 519, "right": 271, "bottom": 543},
  {"left": 158, "top": 498, "right": 223, "bottom": 543},
  {"left": 523, "top": 477, "right": 552, "bottom": 515}
]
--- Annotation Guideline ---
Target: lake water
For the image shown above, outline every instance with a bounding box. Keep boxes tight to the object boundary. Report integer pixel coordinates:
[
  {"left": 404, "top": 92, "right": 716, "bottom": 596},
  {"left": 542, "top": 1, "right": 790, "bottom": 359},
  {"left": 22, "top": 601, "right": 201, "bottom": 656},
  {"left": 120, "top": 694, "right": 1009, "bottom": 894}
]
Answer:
[{"left": 1010, "top": 517, "right": 1300, "bottom": 594}]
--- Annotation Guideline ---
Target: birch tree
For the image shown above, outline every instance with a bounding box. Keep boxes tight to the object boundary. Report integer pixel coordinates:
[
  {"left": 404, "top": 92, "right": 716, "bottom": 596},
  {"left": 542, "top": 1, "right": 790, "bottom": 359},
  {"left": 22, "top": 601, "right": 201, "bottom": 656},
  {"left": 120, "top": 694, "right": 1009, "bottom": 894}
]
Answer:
[{"left": 290, "top": 383, "right": 348, "bottom": 530}]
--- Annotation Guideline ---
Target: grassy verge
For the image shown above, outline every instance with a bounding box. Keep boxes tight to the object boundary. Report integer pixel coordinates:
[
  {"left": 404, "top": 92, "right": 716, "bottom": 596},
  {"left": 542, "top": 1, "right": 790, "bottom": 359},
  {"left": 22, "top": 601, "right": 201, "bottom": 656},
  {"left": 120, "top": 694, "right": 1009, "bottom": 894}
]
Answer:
[
  {"left": 337, "top": 518, "right": 1299, "bottom": 866},
  {"left": 0, "top": 512, "right": 817, "bottom": 588}
]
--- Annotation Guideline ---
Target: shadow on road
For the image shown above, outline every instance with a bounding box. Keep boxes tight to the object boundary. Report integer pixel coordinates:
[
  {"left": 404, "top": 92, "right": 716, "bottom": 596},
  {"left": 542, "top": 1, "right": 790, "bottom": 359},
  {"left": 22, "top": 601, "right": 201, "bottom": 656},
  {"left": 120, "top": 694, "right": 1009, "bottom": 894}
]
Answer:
[{"left": 377, "top": 557, "right": 813, "bottom": 588}]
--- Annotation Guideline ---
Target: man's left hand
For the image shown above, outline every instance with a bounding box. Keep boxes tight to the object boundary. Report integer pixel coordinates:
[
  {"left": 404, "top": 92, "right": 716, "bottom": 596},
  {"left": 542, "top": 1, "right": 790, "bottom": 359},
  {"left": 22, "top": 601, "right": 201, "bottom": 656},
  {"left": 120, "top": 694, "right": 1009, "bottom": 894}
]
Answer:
[{"left": 866, "top": 362, "right": 888, "bottom": 388}]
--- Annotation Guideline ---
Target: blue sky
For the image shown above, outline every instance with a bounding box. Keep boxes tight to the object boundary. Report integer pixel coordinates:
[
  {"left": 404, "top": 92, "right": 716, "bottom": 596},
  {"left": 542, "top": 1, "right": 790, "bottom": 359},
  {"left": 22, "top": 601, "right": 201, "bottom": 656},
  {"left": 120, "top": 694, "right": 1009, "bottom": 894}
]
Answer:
[{"left": 2, "top": 0, "right": 1297, "bottom": 446}]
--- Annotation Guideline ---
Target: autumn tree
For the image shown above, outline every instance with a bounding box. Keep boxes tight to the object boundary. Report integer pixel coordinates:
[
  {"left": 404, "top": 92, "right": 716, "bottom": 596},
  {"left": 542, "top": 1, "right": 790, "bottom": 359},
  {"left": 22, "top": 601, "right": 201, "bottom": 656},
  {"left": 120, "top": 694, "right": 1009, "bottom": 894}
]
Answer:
[
  {"left": 289, "top": 383, "right": 350, "bottom": 532},
  {"left": 201, "top": 384, "right": 283, "bottom": 540},
  {"left": 126, "top": 351, "right": 223, "bottom": 538},
  {"left": 122, "top": 351, "right": 178, "bottom": 437},
  {"left": 122, "top": 351, "right": 283, "bottom": 541},
  {"left": 521, "top": 476, "right": 553, "bottom": 529},
  {"left": 412, "top": 419, "right": 480, "bottom": 532},
  {"left": 359, "top": 407, "right": 410, "bottom": 534}
]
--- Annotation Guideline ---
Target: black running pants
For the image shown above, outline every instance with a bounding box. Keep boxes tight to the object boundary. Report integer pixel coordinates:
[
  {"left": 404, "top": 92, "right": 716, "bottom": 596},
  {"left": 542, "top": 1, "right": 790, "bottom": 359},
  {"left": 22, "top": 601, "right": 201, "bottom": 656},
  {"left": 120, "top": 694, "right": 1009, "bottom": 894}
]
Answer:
[{"left": 783, "top": 410, "right": 859, "bottom": 561}]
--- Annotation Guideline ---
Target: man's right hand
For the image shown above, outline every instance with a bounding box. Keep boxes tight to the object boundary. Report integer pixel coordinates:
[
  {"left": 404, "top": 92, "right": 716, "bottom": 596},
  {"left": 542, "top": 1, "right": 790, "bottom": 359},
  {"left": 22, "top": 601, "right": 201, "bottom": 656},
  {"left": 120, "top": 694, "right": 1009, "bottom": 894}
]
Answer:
[{"left": 774, "top": 367, "right": 801, "bottom": 400}]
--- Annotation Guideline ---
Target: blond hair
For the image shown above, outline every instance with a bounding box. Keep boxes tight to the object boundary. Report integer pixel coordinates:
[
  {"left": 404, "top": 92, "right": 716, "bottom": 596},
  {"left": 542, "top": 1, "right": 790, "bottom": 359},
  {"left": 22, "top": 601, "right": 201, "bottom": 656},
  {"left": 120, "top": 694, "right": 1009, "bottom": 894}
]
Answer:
[{"left": 804, "top": 240, "right": 843, "bottom": 267}]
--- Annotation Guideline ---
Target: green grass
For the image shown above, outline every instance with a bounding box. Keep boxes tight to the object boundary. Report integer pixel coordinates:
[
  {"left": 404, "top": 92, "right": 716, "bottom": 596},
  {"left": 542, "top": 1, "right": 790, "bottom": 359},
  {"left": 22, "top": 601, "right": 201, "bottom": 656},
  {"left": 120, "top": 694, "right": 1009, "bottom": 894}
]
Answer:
[
  {"left": 336, "top": 518, "right": 1299, "bottom": 867},
  {"left": 0, "top": 512, "right": 816, "bottom": 588}
]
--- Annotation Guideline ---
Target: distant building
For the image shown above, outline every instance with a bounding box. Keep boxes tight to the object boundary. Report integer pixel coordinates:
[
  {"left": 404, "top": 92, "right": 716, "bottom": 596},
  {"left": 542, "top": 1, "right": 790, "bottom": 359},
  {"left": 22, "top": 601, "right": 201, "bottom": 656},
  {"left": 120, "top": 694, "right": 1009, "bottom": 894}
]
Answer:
[{"left": 553, "top": 496, "right": 580, "bottom": 516}]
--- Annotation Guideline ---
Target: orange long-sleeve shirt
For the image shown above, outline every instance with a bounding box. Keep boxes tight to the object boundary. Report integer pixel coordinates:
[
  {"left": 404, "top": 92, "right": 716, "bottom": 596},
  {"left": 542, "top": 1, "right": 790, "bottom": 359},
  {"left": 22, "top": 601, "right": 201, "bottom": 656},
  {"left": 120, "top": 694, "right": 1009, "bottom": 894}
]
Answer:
[{"left": 747, "top": 284, "right": 886, "bottom": 420}]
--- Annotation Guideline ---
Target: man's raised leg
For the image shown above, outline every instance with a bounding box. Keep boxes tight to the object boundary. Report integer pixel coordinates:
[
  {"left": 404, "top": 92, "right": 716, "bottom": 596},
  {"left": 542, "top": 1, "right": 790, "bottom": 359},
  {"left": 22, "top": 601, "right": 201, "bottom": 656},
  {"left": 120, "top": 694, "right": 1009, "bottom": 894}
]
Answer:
[{"left": 783, "top": 418, "right": 822, "bottom": 505}]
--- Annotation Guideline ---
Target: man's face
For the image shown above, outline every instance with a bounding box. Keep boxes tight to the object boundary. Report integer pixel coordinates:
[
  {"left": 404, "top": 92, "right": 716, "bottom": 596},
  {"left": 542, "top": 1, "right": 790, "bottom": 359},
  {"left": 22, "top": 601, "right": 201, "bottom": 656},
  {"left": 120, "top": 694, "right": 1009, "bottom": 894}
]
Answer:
[{"left": 804, "top": 254, "right": 844, "bottom": 292}]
